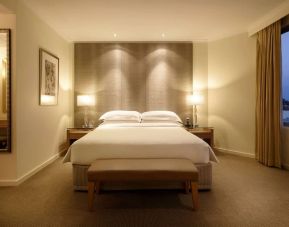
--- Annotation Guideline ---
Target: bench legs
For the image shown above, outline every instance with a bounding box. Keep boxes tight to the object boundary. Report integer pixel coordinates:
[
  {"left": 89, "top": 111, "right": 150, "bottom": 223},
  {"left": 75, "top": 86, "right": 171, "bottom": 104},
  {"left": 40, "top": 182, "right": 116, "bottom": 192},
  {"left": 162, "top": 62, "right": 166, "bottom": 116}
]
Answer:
[
  {"left": 191, "top": 181, "right": 199, "bottom": 210},
  {"left": 88, "top": 182, "right": 95, "bottom": 211},
  {"left": 185, "top": 181, "right": 190, "bottom": 194},
  {"left": 88, "top": 181, "right": 100, "bottom": 211},
  {"left": 88, "top": 181, "right": 199, "bottom": 211}
]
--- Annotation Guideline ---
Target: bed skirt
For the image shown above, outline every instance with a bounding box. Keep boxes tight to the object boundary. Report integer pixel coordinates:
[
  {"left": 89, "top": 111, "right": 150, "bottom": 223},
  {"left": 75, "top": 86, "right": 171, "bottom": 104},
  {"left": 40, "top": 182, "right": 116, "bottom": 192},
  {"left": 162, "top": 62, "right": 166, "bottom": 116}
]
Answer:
[{"left": 72, "top": 162, "right": 212, "bottom": 191}]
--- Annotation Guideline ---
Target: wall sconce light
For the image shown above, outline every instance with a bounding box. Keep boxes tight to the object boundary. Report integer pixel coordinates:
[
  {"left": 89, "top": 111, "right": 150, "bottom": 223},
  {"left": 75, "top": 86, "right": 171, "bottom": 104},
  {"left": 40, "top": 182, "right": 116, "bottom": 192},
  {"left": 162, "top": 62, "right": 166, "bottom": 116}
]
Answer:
[
  {"left": 77, "top": 95, "right": 95, "bottom": 128},
  {"left": 187, "top": 93, "right": 204, "bottom": 128}
]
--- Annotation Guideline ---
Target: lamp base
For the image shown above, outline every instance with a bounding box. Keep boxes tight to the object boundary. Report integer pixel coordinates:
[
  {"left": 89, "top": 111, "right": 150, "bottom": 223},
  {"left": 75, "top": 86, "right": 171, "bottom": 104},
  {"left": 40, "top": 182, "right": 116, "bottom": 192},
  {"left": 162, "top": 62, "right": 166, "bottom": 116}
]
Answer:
[{"left": 82, "top": 120, "right": 95, "bottom": 129}]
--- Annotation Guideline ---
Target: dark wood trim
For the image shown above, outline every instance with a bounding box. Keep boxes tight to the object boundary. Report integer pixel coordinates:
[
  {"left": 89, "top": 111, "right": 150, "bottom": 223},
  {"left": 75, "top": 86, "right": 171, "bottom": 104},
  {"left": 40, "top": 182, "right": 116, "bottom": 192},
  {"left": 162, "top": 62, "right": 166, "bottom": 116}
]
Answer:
[
  {"left": 0, "top": 29, "right": 11, "bottom": 152},
  {"left": 281, "top": 15, "right": 289, "bottom": 34}
]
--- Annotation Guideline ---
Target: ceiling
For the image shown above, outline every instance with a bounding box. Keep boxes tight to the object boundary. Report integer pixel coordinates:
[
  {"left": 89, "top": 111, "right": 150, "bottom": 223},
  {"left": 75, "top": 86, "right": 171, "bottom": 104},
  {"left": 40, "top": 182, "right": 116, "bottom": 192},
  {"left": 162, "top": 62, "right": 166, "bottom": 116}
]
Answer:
[{"left": 22, "top": 0, "right": 286, "bottom": 42}]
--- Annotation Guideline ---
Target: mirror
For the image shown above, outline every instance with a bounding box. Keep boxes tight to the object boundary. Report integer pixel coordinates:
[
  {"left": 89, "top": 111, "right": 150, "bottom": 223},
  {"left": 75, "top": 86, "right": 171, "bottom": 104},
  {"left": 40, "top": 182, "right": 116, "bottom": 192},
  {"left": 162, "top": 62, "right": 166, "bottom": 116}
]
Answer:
[{"left": 0, "top": 29, "right": 11, "bottom": 152}]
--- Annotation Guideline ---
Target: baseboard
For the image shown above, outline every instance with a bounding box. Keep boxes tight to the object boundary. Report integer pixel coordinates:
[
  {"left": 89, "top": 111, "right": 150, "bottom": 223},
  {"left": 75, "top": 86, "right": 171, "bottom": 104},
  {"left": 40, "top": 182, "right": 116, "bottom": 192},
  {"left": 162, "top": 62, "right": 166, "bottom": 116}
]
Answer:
[
  {"left": 0, "top": 179, "right": 18, "bottom": 186},
  {"left": 215, "top": 147, "right": 255, "bottom": 159},
  {"left": 0, "top": 152, "right": 62, "bottom": 187},
  {"left": 59, "top": 142, "right": 69, "bottom": 153}
]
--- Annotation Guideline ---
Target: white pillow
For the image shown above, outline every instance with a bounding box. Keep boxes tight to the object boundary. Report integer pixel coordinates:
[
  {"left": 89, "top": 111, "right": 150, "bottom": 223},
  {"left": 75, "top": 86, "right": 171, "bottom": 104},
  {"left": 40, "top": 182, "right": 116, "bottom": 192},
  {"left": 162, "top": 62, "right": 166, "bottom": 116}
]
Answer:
[
  {"left": 141, "top": 111, "right": 182, "bottom": 123},
  {"left": 141, "top": 119, "right": 183, "bottom": 124},
  {"left": 99, "top": 121, "right": 141, "bottom": 127},
  {"left": 141, "top": 121, "right": 183, "bottom": 127},
  {"left": 99, "top": 111, "right": 141, "bottom": 122}
]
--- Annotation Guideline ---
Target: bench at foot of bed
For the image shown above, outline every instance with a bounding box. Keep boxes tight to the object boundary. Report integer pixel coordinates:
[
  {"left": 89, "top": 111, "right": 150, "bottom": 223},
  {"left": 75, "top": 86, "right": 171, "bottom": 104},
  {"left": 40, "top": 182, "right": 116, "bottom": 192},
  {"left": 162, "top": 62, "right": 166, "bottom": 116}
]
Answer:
[{"left": 87, "top": 158, "right": 199, "bottom": 211}]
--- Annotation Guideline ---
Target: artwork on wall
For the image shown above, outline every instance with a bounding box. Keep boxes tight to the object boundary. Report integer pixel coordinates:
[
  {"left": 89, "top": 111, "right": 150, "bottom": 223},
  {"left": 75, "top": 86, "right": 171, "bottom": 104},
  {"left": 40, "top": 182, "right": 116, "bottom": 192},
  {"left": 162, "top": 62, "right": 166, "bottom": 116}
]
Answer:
[{"left": 39, "top": 48, "right": 59, "bottom": 105}]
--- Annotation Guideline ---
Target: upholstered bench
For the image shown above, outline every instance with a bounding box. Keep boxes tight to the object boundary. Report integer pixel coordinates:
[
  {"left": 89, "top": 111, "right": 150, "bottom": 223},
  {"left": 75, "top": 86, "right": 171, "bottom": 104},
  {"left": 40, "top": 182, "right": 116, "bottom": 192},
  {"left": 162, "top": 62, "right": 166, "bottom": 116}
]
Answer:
[{"left": 87, "top": 158, "right": 199, "bottom": 211}]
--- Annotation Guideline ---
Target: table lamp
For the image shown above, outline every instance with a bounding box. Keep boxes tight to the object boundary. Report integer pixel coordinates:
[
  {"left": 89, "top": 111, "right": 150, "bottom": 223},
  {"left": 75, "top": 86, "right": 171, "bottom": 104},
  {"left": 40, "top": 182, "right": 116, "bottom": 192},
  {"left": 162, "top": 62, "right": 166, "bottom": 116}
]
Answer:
[
  {"left": 187, "top": 93, "right": 204, "bottom": 128},
  {"left": 77, "top": 95, "right": 95, "bottom": 128}
]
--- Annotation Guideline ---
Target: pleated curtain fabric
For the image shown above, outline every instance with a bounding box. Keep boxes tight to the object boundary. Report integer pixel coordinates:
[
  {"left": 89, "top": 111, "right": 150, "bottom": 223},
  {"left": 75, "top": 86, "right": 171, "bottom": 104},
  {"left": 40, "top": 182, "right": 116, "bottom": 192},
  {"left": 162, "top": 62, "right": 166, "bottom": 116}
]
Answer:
[{"left": 256, "top": 21, "right": 282, "bottom": 168}]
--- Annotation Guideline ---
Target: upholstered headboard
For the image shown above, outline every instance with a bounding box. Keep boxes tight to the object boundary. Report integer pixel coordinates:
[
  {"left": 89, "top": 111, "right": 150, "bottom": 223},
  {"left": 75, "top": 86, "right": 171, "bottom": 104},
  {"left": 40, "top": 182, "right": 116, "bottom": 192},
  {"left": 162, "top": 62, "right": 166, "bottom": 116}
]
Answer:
[{"left": 74, "top": 42, "right": 192, "bottom": 127}]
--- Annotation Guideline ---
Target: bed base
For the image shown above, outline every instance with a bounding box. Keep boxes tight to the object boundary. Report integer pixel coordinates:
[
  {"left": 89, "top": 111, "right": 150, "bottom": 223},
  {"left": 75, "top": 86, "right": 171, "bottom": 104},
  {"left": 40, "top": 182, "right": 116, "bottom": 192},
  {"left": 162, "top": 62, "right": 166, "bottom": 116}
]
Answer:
[{"left": 72, "top": 162, "right": 212, "bottom": 191}]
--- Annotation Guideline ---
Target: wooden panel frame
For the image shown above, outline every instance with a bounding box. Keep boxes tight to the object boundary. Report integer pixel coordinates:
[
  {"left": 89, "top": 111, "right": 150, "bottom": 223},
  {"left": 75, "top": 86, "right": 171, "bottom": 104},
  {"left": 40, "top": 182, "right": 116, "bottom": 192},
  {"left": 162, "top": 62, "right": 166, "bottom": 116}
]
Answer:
[{"left": 0, "top": 29, "right": 11, "bottom": 152}]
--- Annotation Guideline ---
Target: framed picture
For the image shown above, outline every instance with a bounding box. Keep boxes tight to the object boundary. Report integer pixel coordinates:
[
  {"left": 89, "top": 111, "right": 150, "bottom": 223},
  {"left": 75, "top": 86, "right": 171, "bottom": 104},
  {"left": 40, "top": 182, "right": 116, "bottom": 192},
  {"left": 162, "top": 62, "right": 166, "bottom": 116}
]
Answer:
[{"left": 39, "top": 48, "right": 59, "bottom": 105}]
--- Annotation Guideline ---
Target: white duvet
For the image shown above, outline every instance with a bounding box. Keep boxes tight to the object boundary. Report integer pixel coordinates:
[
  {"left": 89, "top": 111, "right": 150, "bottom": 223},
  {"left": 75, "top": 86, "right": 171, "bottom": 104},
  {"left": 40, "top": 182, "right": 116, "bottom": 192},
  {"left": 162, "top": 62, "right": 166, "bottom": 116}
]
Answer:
[{"left": 63, "top": 123, "right": 218, "bottom": 164}]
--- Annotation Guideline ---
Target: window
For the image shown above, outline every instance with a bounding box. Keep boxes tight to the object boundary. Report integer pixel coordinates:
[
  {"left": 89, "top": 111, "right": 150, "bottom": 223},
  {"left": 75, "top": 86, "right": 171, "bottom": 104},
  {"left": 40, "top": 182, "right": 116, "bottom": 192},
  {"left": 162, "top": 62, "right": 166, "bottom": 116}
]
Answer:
[{"left": 282, "top": 31, "right": 289, "bottom": 126}]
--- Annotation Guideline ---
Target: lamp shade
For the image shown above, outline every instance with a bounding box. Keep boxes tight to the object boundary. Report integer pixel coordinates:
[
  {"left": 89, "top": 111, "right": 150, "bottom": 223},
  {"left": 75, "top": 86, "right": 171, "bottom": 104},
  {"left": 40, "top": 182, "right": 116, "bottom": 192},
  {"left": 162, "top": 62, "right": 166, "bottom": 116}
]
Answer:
[
  {"left": 77, "top": 95, "right": 95, "bottom": 106},
  {"left": 187, "top": 94, "right": 204, "bottom": 106}
]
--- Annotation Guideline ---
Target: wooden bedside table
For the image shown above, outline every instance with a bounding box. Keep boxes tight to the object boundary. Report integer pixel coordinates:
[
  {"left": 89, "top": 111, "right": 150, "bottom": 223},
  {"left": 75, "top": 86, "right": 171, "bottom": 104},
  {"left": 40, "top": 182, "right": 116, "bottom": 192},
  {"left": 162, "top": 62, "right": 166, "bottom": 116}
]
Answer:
[
  {"left": 186, "top": 127, "right": 214, "bottom": 148},
  {"left": 67, "top": 128, "right": 94, "bottom": 146}
]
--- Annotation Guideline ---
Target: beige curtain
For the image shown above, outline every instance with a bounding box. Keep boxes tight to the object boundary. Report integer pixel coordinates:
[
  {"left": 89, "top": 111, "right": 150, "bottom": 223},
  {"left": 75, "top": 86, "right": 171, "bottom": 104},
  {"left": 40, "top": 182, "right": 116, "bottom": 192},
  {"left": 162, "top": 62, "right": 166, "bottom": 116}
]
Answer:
[{"left": 256, "top": 21, "right": 281, "bottom": 168}]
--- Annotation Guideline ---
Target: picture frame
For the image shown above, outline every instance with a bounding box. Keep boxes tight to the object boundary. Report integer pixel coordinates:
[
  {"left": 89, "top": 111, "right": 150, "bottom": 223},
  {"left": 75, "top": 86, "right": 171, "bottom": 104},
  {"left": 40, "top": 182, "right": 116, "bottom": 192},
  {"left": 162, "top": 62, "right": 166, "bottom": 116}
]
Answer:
[
  {"left": 39, "top": 48, "right": 59, "bottom": 105},
  {"left": 0, "top": 29, "right": 11, "bottom": 152}
]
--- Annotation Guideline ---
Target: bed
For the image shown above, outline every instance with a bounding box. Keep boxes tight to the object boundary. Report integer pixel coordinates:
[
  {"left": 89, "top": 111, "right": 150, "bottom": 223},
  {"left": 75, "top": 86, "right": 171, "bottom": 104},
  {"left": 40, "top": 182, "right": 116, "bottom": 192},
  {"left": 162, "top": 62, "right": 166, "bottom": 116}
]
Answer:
[{"left": 63, "top": 111, "right": 218, "bottom": 190}]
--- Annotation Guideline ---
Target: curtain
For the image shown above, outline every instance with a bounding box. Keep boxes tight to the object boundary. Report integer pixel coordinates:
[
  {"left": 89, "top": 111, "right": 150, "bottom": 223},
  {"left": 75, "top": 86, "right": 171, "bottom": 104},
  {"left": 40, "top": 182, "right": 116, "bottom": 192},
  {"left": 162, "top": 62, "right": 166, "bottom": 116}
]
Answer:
[{"left": 256, "top": 21, "right": 282, "bottom": 168}]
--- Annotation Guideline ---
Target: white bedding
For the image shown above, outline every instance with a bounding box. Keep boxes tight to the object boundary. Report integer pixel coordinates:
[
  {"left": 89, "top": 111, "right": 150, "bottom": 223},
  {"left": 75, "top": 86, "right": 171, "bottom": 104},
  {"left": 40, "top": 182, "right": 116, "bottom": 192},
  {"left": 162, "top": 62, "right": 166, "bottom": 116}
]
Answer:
[{"left": 63, "top": 123, "right": 218, "bottom": 164}]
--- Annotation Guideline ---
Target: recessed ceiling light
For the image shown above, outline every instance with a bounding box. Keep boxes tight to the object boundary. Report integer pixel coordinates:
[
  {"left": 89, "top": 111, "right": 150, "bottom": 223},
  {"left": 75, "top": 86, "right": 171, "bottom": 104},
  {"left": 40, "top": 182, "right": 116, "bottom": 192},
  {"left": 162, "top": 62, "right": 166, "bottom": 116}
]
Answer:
[
  {"left": 113, "top": 33, "right": 117, "bottom": 38},
  {"left": 161, "top": 33, "right": 165, "bottom": 38}
]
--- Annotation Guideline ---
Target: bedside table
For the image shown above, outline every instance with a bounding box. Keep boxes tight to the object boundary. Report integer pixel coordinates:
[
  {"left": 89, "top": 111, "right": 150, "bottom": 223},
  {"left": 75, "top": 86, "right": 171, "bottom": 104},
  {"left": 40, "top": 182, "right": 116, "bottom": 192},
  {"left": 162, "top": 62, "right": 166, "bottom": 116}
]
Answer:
[
  {"left": 186, "top": 127, "right": 214, "bottom": 148},
  {"left": 67, "top": 128, "right": 94, "bottom": 146}
]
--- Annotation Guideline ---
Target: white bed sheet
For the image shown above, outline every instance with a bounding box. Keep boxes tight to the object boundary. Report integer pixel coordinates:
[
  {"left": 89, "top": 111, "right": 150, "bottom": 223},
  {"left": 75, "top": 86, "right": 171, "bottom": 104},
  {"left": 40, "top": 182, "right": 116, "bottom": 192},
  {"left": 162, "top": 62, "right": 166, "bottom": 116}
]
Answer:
[{"left": 63, "top": 124, "right": 218, "bottom": 164}]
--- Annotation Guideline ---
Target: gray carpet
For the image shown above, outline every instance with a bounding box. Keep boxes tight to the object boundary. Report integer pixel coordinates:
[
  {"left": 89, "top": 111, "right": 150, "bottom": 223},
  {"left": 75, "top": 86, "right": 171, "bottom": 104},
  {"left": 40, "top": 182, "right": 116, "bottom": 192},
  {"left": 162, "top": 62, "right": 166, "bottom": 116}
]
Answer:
[{"left": 0, "top": 153, "right": 289, "bottom": 227}]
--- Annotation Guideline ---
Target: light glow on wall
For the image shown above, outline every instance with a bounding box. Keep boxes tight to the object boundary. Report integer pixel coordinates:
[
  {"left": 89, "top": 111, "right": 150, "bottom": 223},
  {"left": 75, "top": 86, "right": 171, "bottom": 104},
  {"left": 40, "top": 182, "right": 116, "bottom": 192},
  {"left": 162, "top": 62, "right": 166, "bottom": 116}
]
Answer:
[
  {"left": 187, "top": 93, "right": 204, "bottom": 106},
  {"left": 193, "top": 79, "right": 206, "bottom": 91},
  {"left": 59, "top": 76, "right": 71, "bottom": 91}
]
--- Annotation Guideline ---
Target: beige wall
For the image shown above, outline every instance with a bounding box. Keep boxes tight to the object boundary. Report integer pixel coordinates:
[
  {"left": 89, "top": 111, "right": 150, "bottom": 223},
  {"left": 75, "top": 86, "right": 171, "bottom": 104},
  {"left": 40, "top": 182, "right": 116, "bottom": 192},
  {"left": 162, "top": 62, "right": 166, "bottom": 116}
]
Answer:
[
  {"left": 15, "top": 1, "right": 73, "bottom": 177},
  {"left": 0, "top": 0, "right": 16, "bottom": 12},
  {"left": 208, "top": 33, "right": 256, "bottom": 157},
  {"left": 0, "top": 1, "right": 74, "bottom": 183},
  {"left": 193, "top": 43, "right": 208, "bottom": 127},
  {"left": 0, "top": 13, "right": 17, "bottom": 181}
]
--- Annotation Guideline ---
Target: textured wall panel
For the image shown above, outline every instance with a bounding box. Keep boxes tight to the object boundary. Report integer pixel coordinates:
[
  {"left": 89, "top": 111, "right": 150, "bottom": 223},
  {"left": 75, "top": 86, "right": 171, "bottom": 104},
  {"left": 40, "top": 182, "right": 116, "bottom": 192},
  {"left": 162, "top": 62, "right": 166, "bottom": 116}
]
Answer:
[
  {"left": 74, "top": 43, "right": 192, "bottom": 127},
  {"left": 121, "top": 43, "right": 146, "bottom": 112}
]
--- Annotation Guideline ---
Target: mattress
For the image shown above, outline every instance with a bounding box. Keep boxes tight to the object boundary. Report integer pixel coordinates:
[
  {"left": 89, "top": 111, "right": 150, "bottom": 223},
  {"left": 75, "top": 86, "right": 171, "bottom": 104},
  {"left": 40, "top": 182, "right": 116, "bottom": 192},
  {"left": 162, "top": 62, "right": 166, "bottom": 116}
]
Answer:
[{"left": 63, "top": 123, "right": 218, "bottom": 165}]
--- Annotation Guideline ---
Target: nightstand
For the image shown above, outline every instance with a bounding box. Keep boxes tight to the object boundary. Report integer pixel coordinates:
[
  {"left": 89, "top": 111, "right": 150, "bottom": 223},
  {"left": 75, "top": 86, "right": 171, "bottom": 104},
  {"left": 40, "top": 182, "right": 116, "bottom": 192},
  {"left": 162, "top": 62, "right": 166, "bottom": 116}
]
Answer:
[
  {"left": 67, "top": 128, "right": 94, "bottom": 146},
  {"left": 186, "top": 127, "right": 214, "bottom": 148}
]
